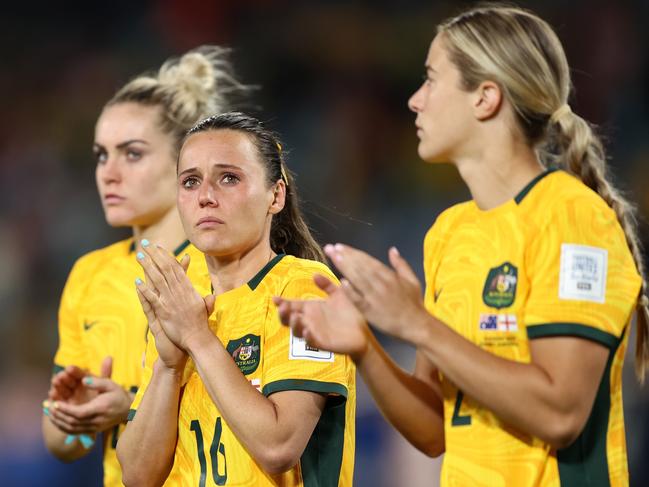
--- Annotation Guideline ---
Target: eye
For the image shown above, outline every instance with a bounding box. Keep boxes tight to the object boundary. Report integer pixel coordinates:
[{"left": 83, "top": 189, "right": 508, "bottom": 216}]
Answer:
[
  {"left": 182, "top": 176, "right": 201, "bottom": 189},
  {"left": 94, "top": 149, "right": 107, "bottom": 165},
  {"left": 221, "top": 173, "right": 240, "bottom": 185},
  {"left": 126, "top": 149, "right": 142, "bottom": 162}
]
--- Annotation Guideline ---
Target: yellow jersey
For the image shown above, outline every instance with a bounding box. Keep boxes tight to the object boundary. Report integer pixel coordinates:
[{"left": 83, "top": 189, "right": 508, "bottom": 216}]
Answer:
[
  {"left": 130, "top": 254, "right": 356, "bottom": 486},
  {"left": 423, "top": 169, "right": 641, "bottom": 487},
  {"left": 54, "top": 238, "right": 208, "bottom": 487}
]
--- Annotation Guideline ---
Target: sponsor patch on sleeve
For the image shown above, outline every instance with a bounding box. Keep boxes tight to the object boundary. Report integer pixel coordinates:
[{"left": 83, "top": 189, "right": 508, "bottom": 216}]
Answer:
[
  {"left": 559, "top": 244, "right": 607, "bottom": 303},
  {"left": 289, "top": 328, "right": 334, "bottom": 362}
]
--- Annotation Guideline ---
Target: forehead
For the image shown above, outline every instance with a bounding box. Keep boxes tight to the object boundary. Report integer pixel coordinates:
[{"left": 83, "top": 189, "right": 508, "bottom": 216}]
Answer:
[
  {"left": 95, "top": 102, "right": 163, "bottom": 143},
  {"left": 426, "top": 34, "right": 450, "bottom": 70},
  {"left": 179, "top": 129, "right": 262, "bottom": 171}
]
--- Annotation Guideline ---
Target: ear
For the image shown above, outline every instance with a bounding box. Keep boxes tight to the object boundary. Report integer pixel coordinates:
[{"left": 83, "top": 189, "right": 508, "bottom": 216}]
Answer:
[
  {"left": 473, "top": 80, "right": 502, "bottom": 121},
  {"left": 269, "top": 180, "right": 286, "bottom": 215}
]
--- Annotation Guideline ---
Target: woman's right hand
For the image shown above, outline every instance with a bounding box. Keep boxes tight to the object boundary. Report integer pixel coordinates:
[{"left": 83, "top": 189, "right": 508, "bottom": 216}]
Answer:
[{"left": 274, "top": 273, "right": 371, "bottom": 362}]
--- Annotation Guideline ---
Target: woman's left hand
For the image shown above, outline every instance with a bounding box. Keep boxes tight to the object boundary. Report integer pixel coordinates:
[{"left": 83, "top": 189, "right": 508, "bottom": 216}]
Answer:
[
  {"left": 324, "top": 244, "right": 429, "bottom": 343},
  {"left": 136, "top": 244, "right": 214, "bottom": 351}
]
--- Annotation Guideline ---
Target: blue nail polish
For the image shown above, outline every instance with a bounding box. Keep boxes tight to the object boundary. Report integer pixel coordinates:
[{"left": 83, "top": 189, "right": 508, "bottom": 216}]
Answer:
[
  {"left": 83, "top": 377, "right": 93, "bottom": 385},
  {"left": 136, "top": 252, "right": 145, "bottom": 260},
  {"left": 64, "top": 435, "right": 76, "bottom": 445},
  {"left": 79, "top": 434, "right": 95, "bottom": 449},
  {"left": 141, "top": 239, "right": 150, "bottom": 247},
  {"left": 135, "top": 277, "right": 143, "bottom": 285},
  {"left": 43, "top": 407, "right": 50, "bottom": 416}
]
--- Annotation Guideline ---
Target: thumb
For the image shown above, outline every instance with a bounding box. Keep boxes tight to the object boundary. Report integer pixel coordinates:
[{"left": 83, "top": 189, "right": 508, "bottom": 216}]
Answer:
[
  {"left": 204, "top": 294, "right": 216, "bottom": 317},
  {"left": 100, "top": 356, "right": 113, "bottom": 379},
  {"left": 180, "top": 253, "right": 191, "bottom": 274},
  {"left": 313, "top": 273, "right": 339, "bottom": 296},
  {"left": 388, "top": 247, "right": 420, "bottom": 290}
]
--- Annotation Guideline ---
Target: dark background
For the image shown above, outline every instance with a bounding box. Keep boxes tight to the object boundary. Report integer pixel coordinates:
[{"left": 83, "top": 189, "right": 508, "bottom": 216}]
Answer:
[{"left": 1, "top": 1, "right": 648, "bottom": 485}]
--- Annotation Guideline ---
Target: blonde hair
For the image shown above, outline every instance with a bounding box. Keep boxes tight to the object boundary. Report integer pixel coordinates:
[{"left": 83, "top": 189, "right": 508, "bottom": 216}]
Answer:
[
  {"left": 439, "top": 4, "right": 649, "bottom": 380},
  {"left": 107, "top": 45, "right": 252, "bottom": 156}
]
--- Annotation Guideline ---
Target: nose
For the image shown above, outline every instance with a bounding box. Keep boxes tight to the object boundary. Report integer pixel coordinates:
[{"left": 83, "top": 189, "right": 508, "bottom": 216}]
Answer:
[
  {"left": 198, "top": 182, "right": 218, "bottom": 208},
  {"left": 408, "top": 83, "right": 425, "bottom": 113},
  {"left": 98, "top": 156, "right": 121, "bottom": 185}
]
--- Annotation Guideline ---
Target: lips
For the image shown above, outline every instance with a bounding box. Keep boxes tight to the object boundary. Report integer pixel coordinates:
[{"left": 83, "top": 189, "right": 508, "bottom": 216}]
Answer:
[
  {"left": 196, "top": 216, "right": 224, "bottom": 227},
  {"left": 103, "top": 194, "right": 125, "bottom": 205}
]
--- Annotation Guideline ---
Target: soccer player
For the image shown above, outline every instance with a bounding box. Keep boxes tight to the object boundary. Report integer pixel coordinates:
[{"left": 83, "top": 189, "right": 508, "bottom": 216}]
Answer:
[
  {"left": 42, "top": 47, "right": 251, "bottom": 486},
  {"left": 117, "top": 112, "right": 356, "bottom": 487},
  {"left": 275, "top": 5, "right": 648, "bottom": 486}
]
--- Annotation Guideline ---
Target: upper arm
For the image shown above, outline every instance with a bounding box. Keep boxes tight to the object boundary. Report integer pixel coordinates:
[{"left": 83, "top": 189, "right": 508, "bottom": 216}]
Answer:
[{"left": 266, "top": 389, "right": 327, "bottom": 445}]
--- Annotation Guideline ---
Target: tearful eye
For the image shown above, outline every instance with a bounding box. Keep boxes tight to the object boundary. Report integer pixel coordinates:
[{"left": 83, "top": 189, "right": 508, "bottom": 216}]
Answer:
[
  {"left": 222, "top": 173, "right": 240, "bottom": 185},
  {"left": 182, "top": 176, "right": 200, "bottom": 189}
]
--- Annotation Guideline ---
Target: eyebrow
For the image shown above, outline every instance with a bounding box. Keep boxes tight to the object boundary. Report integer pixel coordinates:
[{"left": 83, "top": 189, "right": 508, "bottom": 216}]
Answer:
[
  {"left": 425, "top": 65, "right": 437, "bottom": 74},
  {"left": 177, "top": 163, "right": 242, "bottom": 178},
  {"left": 93, "top": 139, "right": 149, "bottom": 150}
]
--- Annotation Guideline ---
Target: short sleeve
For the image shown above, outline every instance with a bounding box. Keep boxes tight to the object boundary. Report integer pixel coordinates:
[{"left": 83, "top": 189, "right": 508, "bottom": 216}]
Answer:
[
  {"left": 261, "top": 268, "right": 352, "bottom": 400},
  {"left": 523, "top": 200, "right": 642, "bottom": 348},
  {"left": 53, "top": 259, "right": 90, "bottom": 373}
]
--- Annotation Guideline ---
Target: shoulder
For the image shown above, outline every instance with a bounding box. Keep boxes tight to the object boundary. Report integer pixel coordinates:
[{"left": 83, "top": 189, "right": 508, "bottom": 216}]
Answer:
[
  {"left": 276, "top": 255, "right": 335, "bottom": 282},
  {"left": 68, "top": 238, "right": 132, "bottom": 279},
  {"left": 424, "top": 201, "right": 473, "bottom": 248}
]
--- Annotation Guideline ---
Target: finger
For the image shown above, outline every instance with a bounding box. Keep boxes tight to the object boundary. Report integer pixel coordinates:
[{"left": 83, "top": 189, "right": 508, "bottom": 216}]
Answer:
[
  {"left": 388, "top": 247, "right": 421, "bottom": 289},
  {"left": 288, "top": 306, "right": 306, "bottom": 338},
  {"left": 146, "top": 244, "right": 186, "bottom": 286},
  {"left": 136, "top": 279, "right": 162, "bottom": 320},
  {"left": 100, "top": 356, "right": 113, "bottom": 379},
  {"left": 313, "top": 274, "right": 339, "bottom": 295},
  {"left": 137, "top": 248, "right": 171, "bottom": 297},
  {"left": 180, "top": 253, "right": 191, "bottom": 274},
  {"left": 324, "top": 243, "right": 380, "bottom": 291},
  {"left": 274, "top": 298, "right": 303, "bottom": 326},
  {"left": 340, "top": 278, "right": 367, "bottom": 310},
  {"left": 54, "top": 400, "right": 101, "bottom": 421},
  {"left": 48, "top": 403, "right": 99, "bottom": 432},
  {"left": 64, "top": 365, "right": 87, "bottom": 380},
  {"left": 82, "top": 376, "right": 117, "bottom": 393},
  {"left": 53, "top": 370, "right": 82, "bottom": 390},
  {"left": 204, "top": 294, "right": 216, "bottom": 317}
]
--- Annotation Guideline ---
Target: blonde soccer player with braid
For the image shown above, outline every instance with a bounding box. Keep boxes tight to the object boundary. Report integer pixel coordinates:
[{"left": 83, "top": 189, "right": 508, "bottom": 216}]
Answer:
[
  {"left": 276, "top": 5, "right": 648, "bottom": 487},
  {"left": 42, "top": 47, "right": 251, "bottom": 486}
]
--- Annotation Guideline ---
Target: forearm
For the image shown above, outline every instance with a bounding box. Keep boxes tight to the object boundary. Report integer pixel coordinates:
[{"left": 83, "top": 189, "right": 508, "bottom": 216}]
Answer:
[
  {"left": 356, "top": 333, "right": 445, "bottom": 456},
  {"left": 42, "top": 415, "right": 91, "bottom": 461},
  {"left": 187, "top": 330, "right": 309, "bottom": 470},
  {"left": 416, "top": 314, "right": 578, "bottom": 447},
  {"left": 117, "top": 361, "right": 181, "bottom": 487}
]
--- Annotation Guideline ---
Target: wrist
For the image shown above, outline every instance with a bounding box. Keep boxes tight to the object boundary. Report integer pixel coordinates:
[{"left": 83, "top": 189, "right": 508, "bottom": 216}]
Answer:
[
  {"left": 153, "top": 359, "right": 185, "bottom": 381},
  {"left": 184, "top": 327, "right": 217, "bottom": 358},
  {"left": 351, "top": 324, "right": 373, "bottom": 365}
]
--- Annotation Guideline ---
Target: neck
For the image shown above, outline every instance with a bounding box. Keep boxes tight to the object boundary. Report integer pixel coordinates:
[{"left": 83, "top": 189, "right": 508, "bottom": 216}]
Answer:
[
  {"left": 132, "top": 207, "right": 187, "bottom": 254},
  {"left": 454, "top": 132, "right": 544, "bottom": 210},
  {"left": 205, "top": 241, "right": 276, "bottom": 295}
]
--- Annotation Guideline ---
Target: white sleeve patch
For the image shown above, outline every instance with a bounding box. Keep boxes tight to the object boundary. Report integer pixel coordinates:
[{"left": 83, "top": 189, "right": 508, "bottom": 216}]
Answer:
[
  {"left": 559, "top": 244, "right": 608, "bottom": 303},
  {"left": 289, "top": 328, "right": 334, "bottom": 362}
]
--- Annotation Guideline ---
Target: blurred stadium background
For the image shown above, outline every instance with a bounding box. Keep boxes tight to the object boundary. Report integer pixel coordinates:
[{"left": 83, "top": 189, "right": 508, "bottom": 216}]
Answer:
[{"left": 1, "top": 1, "right": 648, "bottom": 485}]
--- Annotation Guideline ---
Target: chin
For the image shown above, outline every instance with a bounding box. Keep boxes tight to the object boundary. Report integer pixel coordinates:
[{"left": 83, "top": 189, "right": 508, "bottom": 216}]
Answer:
[{"left": 104, "top": 212, "right": 133, "bottom": 228}]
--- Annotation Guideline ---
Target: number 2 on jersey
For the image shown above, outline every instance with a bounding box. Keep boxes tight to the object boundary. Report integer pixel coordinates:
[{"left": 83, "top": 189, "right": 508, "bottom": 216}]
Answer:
[
  {"left": 451, "top": 390, "right": 472, "bottom": 426},
  {"left": 191, "top": 417, "right": 228, "bottom": 486}
]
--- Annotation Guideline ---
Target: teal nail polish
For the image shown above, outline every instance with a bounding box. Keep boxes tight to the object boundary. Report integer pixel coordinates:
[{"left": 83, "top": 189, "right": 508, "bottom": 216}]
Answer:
[
  {"left": 43, "top": 407, "right": 50, "bottom": 416},
  {"left": 79, "top": 434, "right": 95, "bottom": 449},
  {"left": 83, "top": 377, "right": 93, "bottom": 385},
  {"left": 64, "top": 435, "right": 76, "bottom": 445},
  {"left": 135, "top": 277, "right": 143, "bottom": 285},
  {"left": 141, "top": 239, "right": 150, "bottom": 247},
  {"left": 137, "top": 252, "right": 145, "bottom": 260}
]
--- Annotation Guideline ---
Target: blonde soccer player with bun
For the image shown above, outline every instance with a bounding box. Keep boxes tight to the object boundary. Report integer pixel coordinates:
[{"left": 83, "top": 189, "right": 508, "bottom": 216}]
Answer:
[
  {"left": 42, "top": 47, "right": 251, "bottom": 486},
  {"left": 276, "top": 5, "right": 648, "bottom": 486},
  {"left": 117, "top": 112, "right": 355, "bottom": 487}
]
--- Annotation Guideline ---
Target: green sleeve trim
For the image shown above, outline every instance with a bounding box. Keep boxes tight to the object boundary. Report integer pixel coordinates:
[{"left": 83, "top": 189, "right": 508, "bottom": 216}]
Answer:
[
  {"left": 526, "top": 323, "right": 619, "bottom": 349},
  {"left": 52, "top": 364, "right": 64, "bottom": 376},
  {"left": 127, "top": 409, "right": 136, "bottom": 421},
  {"left": 262, "top": 379, "right": 348, "bottom": 399}
]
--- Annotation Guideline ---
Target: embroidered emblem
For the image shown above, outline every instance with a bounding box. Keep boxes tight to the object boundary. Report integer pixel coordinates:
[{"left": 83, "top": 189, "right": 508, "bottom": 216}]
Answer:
[
  {"left": 226, "top": 334, "right": 261, "bottom": 375},
  {"left": 482, "top": 262, "right": 518, "bottom": 309}
]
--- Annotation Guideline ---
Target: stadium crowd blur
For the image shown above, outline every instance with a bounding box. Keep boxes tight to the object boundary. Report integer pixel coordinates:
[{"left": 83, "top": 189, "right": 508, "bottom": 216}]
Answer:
[{"left": 1, "top": 1, "right": 648, "bottom": 485}]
